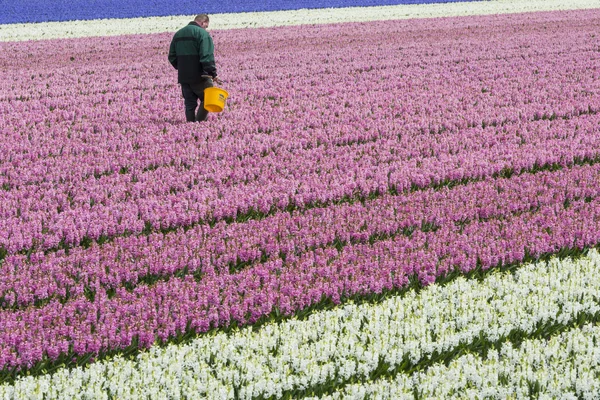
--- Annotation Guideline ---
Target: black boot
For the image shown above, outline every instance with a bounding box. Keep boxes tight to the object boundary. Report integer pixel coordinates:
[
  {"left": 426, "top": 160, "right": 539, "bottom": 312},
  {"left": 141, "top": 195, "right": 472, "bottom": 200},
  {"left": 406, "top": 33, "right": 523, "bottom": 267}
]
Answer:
[{"left": 185, "top": 109, "right": 196, "bottom": 122}]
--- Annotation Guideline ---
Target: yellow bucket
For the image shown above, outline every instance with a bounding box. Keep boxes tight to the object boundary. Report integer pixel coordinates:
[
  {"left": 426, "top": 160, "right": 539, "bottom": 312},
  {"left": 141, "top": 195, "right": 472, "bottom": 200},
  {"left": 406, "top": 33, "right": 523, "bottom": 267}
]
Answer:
[{"left": 204, "top": 87, "right": 229, "bottom": 113}]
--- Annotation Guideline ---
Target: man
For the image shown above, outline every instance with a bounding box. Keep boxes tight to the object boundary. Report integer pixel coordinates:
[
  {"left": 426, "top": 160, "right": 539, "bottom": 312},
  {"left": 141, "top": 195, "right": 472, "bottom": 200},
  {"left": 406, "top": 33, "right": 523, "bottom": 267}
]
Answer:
[{"left": 168, "top": 14, "right": 222, "bottom": 122}]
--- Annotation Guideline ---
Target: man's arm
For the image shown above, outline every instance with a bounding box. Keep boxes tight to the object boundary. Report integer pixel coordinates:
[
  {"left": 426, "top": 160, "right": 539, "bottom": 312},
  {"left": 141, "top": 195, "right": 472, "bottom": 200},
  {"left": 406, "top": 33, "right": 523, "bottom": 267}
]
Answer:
[
  {"left": 168, "top": 39, "right": 178, "bottom": 69},
  {"left": 198, "top": 33, "right": 217, "bottom": 78}
]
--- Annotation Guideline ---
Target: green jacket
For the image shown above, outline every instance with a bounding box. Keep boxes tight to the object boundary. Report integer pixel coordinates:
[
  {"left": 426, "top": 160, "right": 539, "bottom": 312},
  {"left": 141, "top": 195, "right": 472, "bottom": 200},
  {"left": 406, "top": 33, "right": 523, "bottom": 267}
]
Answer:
[{"left": 168, "top": 22, "right": 217, "bottom": 84}]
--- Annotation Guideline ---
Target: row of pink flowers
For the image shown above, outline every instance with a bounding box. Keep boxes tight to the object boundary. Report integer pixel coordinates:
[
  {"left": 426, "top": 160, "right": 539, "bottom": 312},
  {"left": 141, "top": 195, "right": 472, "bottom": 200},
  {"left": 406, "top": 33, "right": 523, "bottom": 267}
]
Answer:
[
  {"left": 3, "top": 109, "right": 599, "bottom": 255},
  {"left": 1, "top": 161, "right": 599, "bottom": 310}
]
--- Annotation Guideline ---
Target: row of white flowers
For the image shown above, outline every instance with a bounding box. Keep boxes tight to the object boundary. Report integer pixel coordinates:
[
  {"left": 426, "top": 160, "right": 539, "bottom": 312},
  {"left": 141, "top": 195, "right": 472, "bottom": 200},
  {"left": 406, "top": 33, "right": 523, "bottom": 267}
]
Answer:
[
  {"left": 2, "top": 249, "right": 600, "bottom": 399},
  {"left": 311, "top": 322, "right": 600, "bottom": 399},
  {"left": 1, "top": 0, "right": 599, "bottom": 42}
]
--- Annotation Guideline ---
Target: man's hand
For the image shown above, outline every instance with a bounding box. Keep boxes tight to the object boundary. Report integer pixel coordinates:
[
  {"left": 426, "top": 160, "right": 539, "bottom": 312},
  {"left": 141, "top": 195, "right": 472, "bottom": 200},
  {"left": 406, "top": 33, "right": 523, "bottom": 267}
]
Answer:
[{"left": 213, "top": 76, "right": 223, "bottom": 86}]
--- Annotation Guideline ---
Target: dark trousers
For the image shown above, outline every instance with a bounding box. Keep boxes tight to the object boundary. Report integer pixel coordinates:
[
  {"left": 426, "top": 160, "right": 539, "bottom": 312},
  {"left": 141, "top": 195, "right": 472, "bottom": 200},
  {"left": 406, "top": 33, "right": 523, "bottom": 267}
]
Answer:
[{"left": 181, "top": 78, "right": 214, "bottom": 122}]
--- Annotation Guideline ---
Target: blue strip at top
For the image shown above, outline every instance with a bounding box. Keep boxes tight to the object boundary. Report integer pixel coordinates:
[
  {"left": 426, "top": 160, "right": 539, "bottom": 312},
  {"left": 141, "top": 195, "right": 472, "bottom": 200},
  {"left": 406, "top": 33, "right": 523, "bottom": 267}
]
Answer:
[{"left": 2, "top": 0, "right": 480, "bottom": 24}]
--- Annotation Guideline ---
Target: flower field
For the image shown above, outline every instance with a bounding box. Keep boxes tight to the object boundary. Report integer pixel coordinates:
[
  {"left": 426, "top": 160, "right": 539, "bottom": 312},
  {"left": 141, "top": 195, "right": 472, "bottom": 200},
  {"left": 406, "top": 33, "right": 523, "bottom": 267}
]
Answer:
[{"left": 2, "top": 0, "right": 600, "bottom": 398}]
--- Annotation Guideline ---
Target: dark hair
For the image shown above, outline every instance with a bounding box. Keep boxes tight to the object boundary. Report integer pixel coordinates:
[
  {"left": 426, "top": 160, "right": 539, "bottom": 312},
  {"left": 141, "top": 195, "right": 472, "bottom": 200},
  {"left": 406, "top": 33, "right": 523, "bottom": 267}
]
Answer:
[{"left": 195, "top": 14, "right": 209, "bottom": 23}]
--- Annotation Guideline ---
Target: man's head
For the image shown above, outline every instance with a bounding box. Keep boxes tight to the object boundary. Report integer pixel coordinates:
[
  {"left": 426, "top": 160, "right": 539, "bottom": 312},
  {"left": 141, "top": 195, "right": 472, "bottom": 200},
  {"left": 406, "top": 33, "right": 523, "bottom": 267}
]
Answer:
[{"left": 195, "top": 14, "right": 209, "bottom": 29}]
